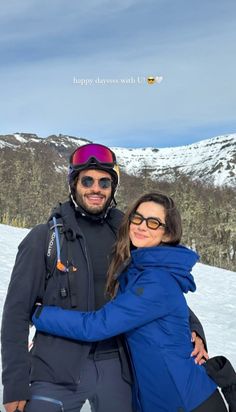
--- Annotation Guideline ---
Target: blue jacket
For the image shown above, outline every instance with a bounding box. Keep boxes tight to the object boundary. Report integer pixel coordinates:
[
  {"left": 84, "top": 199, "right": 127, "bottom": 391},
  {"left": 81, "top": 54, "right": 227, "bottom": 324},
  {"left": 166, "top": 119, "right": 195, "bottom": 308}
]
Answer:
[{"left": 33, "top": 245, "right": 216, "bottom": 412}]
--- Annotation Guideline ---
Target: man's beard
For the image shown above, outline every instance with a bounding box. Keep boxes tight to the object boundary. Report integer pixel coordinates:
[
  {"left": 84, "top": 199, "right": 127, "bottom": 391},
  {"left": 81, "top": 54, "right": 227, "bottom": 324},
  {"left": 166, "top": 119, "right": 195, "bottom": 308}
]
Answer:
[{"left": 75, "top": 191, "right": 111, "bottom": 215}]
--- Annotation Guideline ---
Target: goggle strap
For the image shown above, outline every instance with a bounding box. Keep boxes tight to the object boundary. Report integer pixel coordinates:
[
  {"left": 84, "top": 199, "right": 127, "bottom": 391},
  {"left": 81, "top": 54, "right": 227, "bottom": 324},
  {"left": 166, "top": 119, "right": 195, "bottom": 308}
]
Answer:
[{"left": 70, "top": 157, "right": 115, "bottom": 169}]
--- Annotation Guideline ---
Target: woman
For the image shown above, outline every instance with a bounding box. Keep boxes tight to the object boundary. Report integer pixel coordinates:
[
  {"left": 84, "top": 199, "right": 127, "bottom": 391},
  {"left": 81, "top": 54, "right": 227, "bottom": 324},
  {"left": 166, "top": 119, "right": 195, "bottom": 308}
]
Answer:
[{"left": 33, "top": 192, "right": 227, "bottom": 412}]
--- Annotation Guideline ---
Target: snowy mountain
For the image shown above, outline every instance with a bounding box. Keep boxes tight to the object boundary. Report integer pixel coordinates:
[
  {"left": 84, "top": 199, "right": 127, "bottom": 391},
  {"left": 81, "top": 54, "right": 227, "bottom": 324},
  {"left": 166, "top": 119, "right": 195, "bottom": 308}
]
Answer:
[
  {"left": 0, "top": 223, "right": 235, "bottom": 409},
  {"left": 0, "top": 132, "right": 235, "bottom": 187},
  {"left": 113, "top": 134, "right": 236, "bottom": 187}
]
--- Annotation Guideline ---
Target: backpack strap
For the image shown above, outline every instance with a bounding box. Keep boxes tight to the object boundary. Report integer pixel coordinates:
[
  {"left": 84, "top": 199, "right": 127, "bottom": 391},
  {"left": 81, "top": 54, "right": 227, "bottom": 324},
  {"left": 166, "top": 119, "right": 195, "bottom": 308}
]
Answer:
[
  {"left": 67, "top": 245, "right": 78, "bottom": 308},
  {"left": 45, "top": 215, "right": 78, "bottom": 308},
  {"left": 45, "top": 217, "right": 65, "bottom": 288}
]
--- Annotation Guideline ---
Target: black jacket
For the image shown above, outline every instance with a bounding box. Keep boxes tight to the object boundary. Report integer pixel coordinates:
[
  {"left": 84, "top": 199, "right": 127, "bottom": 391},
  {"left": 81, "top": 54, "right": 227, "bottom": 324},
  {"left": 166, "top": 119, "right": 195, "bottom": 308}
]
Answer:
[
  {"left": 1, "top": 201, "right": 206, "bottom": 404},
  {"left": 204, "top": 356, "right": 236, "bottom": 412}
]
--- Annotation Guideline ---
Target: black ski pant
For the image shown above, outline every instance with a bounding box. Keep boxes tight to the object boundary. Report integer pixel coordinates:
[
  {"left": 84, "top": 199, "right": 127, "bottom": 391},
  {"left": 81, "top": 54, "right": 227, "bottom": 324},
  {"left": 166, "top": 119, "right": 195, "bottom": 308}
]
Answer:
[
  {"left": 192, "top": 389, "right": 228, "bottom": 412},
  {"left": 25, "top": 357, "right": 133, "bottom": 412}
]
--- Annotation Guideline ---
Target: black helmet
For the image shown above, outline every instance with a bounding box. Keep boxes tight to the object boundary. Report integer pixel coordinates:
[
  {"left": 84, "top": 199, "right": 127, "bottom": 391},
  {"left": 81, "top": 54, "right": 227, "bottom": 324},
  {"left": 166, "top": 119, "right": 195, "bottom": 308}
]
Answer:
[{"left": 68, "top": 143, "right": 120, "bottom": 202}]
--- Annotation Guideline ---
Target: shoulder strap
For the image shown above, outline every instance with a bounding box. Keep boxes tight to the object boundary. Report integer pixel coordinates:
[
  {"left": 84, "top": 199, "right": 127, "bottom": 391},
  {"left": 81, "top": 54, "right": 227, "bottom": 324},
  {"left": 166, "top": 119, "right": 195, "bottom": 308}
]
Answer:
[
  {"left": 45, "top": 217, "right": 65, "bottom": 287},
  {"left": 45, "top": 215, "right": 78, "bottom": 308}
]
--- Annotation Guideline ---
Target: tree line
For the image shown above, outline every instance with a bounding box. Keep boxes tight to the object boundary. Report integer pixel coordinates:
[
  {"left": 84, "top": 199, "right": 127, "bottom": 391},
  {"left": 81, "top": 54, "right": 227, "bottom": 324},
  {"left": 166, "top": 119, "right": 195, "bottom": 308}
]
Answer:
[{"left": 0, "top": 155, "right": 235, "bottom": 271}]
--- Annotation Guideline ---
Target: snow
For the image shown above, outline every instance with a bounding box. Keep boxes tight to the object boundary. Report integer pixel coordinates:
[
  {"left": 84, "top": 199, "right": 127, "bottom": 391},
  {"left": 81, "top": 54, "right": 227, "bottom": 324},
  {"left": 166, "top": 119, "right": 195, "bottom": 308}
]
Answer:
[
  {"left": 46, "top": 136, "right": 90, "bottom": 148},
  {"left": 54, "top": 164, "right": 67, "bottom": 173},
  {"left": 186, "top": 263, "right": 236, "bottom": 361},
  {"left": 14, "top": 133, "right": 27, "bottom": 143},
  {"left": 27, "top": 138, "right": 41, "bottom": 143},
  {"left": 0, "top": 224, "right": 235, "bottom": 410},
  {"left": 0, "top": 141, "right": 15, "bottom": 149},
  {"left": 63, "top": 136, "right": 91, "bottom": 146},
  {"left": 111, "top": 133, "right": 236, "bottom": 187}
]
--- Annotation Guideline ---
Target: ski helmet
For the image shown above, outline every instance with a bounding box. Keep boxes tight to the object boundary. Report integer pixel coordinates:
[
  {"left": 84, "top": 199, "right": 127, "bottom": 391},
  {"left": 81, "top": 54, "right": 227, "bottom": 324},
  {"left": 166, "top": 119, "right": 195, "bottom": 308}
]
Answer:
[{"left": 68, "top": 143, "right": 120, "bottom": 201}]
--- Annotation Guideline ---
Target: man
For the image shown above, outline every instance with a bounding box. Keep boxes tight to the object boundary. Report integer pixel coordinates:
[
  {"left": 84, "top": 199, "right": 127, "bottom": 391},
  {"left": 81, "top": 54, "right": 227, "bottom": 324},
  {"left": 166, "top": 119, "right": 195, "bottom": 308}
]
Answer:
[{"left": 1, "top": 143, "right": 208, "bottom": 412}]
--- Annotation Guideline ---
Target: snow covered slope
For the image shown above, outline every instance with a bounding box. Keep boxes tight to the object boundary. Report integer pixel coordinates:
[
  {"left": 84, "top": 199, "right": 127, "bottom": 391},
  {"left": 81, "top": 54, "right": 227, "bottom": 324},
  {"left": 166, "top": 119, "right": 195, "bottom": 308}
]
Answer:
[{"left": 113, "top": 133, "right": 236, "bottom": 187}]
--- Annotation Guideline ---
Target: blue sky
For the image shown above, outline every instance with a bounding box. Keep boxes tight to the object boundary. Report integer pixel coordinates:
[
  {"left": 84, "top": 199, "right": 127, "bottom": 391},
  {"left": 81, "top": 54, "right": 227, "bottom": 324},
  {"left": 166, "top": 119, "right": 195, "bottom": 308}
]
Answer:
[{"left": 0, "top": 0, "right": 235, "bottom": 147}]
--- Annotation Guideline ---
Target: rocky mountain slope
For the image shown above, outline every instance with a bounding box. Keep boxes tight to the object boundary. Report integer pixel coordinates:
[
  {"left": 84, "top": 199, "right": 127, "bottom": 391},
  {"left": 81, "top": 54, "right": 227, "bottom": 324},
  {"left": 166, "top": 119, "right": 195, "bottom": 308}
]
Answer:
[{"left": 0, "top": 132, "right": 235, "bottom": 187}]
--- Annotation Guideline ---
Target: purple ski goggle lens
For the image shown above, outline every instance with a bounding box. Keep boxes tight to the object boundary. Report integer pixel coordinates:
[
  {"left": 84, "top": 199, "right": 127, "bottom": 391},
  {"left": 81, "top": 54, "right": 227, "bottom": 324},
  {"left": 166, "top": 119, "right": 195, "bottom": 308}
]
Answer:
[{"left": 70, "top": 144, "right": 115, "bottom": 166}]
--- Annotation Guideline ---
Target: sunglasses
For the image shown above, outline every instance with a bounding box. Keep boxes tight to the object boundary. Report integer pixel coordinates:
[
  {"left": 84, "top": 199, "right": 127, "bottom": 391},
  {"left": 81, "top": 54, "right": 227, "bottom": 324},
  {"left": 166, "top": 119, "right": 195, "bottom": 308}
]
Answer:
[
  {"left": 79, "top": 176, "right": 112, "bottom": 189},
  {"left": 70, "top": 144, "right": 116, "bottom": 168},
  {"left": 130, "top": 211, "right": 166, "bottom": 230}
]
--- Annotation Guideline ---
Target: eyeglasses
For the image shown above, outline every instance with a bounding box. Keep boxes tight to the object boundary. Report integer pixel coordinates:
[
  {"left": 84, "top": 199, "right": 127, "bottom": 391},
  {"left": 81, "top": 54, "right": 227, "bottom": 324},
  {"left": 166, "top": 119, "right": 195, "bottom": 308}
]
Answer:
[
  {"left": 129, "top": 211, "right": 166, "bottom": 230},
  {"left": 79, "top": 176, "right": 112, "bottom": 189},
  {"left": 70, "top": 144, "right": 116, "bottom": 168}
]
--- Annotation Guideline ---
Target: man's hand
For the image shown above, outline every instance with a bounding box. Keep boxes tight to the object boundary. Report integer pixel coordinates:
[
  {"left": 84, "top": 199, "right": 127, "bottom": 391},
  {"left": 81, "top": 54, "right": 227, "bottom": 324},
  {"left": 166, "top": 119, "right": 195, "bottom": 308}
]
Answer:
[
  {"left": 191, "top": 331, "right": 209, "bottom": 365},
  {"left": 4, "top": 400, "right": 27, "bottom": 412}
]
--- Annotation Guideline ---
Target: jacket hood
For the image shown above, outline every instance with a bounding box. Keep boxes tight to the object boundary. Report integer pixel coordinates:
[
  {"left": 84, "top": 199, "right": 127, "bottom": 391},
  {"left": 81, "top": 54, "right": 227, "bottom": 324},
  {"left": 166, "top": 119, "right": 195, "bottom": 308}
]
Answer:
[{"left": 131, "top": 245, "right": 199, "bottom": 293}]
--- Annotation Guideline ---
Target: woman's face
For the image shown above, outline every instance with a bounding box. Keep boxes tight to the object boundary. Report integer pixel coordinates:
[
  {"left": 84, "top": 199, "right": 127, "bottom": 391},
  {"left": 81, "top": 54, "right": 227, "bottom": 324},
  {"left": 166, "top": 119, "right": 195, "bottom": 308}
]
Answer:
[{"left": 129, "top": 201, "right": 170, "bottom": 248}]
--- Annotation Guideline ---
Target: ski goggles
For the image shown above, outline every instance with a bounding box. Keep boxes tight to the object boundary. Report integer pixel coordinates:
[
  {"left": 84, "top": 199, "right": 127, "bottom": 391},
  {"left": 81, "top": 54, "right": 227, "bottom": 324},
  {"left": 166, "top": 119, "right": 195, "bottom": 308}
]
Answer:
[
  {"left": 129, "top": 211, "right": 166, "bottom": 230},
  {"left": 70, "top": 143, "right": 117, "bottom": 168},
  {"left": 79, "top": 175, "right": 112, "bottom": 189}
]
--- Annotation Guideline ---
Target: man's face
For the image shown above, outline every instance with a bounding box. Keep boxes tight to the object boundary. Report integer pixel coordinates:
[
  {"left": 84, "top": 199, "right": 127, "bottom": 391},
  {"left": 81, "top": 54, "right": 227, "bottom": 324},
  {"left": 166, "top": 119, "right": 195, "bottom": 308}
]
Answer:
[{"left": 75, "top": 169, "right": 113, "bottom": 214}]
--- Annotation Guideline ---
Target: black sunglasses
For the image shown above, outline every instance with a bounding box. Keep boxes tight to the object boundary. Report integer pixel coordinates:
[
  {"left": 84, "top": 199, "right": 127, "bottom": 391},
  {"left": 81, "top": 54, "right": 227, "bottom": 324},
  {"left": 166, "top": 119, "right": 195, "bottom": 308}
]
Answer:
[
  {"left": 79, "top": 176, "right": 112, "bottom": 189},
  {"left": 130, "top": 211, "right": 166, "bottom": 230}
]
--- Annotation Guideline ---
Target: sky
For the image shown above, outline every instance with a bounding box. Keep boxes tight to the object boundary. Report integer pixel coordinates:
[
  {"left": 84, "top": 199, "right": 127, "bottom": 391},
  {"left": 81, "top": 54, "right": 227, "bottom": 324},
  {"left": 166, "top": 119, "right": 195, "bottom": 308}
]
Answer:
[{"left": 0, "top": 0, "right": 236, "bottom": 148}]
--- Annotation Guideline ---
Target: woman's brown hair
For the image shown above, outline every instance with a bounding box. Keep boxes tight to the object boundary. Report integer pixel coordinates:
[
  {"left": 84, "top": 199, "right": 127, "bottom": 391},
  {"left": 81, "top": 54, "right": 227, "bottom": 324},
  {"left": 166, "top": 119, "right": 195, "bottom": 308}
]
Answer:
[{"left": 106, "top": 192, "right": 182, "bottom": 297}]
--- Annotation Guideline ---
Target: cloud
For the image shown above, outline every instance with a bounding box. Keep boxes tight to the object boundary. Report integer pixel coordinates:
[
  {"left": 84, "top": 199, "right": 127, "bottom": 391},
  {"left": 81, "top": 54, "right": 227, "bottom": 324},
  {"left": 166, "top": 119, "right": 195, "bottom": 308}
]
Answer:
[
  {"left": 1, "top": 0, "right": 234, "bottom": 64},
  {"left": 0, "top": 0, "right": 235, "bottom": 147}
]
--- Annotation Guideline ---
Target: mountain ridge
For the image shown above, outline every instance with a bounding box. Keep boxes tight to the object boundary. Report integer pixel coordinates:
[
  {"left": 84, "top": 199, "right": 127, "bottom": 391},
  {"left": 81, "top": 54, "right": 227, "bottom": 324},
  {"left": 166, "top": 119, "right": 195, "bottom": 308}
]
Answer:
[{"left": 0, "top": 132, "right": 235, "bottom": 188}]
